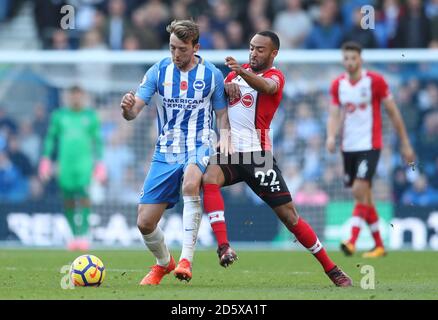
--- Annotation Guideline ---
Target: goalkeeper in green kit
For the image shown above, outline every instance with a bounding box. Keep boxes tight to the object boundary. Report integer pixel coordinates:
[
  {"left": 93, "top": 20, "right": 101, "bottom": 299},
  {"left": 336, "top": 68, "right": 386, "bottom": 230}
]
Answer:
[{"left": 38, "top": 86, "right": 107, "bottom": 251}]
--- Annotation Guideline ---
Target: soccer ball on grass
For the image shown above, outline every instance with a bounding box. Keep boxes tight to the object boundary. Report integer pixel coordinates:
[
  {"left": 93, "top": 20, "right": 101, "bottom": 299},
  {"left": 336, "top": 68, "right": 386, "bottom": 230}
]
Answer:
[{"left": 70, "top": 255, "right": 106, "bottom": 287}]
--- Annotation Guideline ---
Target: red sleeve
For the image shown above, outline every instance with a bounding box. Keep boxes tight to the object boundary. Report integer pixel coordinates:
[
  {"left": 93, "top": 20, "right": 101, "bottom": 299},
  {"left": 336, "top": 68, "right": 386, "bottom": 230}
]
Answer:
[
  {"left": 330, "top": 78, "right": 341, "bottom": 106},
  {"left": 372, "top": 73, "right": 391, "bottom": 100},
  {"left": 264, "top": 69, "right": 285, "bottom": 92},
  {"left": 225, "top": 63, "right": 250, "bottom": 83},
  {"left": 224, "top": 71, "right": 237, "bottom": 83}
]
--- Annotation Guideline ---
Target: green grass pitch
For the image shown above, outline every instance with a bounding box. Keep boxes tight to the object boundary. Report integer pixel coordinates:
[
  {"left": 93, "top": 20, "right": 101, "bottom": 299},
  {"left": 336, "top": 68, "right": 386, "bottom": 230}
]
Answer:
[{"left": 0, "top": 249, "right": 437, "bottom": 299}]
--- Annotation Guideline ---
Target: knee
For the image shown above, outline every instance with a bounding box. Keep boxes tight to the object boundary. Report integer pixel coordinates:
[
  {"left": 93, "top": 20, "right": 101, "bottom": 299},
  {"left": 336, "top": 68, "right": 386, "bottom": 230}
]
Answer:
[
  {"left": 352, "top": 183, "right": 367, "bottom": 203},
  {"left": 351, "top": 186, "right": 361, "bottom": 200},
  {"left": 202, "top": 171, "right": 217, "bottom": 186},
  {"left": 202, "top": 168, "right": 225, "bottom": 190},
  {"left": 137, "top": 208, "right": 157, "bottom": 234},
  {"left": 182, "top": 179, "right": 201, "bottom": 196}
]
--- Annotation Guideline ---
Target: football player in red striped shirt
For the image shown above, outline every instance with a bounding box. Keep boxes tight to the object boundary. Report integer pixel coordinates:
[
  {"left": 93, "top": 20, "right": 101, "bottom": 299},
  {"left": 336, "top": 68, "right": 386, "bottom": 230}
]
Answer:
[
  {"left": 327, "top": 41, "right": 416, "bottom": 258},
  {"left": 202, "top": 31, "right": 352, "bottom": 287}
]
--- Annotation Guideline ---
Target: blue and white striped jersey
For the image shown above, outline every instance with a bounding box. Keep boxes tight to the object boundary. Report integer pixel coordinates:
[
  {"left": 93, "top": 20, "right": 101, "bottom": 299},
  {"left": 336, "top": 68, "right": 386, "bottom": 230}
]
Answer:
[{"left": 136, "top": 55, "right": 227, "bottom": 154}]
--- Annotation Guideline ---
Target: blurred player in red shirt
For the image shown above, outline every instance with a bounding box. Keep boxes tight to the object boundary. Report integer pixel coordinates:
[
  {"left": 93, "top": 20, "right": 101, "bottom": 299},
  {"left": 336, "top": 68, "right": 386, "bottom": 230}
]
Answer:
[
  {"left": 202, "top": 31, "right": 352, "bottom": 287},
  {"left": 327, "top": 41, "right": 416, "bottom": 258}
]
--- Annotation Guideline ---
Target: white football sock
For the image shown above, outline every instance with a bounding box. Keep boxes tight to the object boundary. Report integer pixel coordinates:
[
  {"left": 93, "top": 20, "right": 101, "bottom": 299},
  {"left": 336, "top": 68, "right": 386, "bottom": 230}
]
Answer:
[
  {"left": 180, "top": 196, "right": 202, "bottom": 263},
  {"left": 142, "top": 226, "right": 170, "bottom": 267}
]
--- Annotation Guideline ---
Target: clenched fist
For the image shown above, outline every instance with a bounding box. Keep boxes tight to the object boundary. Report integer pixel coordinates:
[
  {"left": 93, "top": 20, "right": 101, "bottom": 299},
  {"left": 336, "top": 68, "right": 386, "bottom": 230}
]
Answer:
[
  {"left": 225, "top": 82, "right": 241, "bottom": 101},
  {"left": 120, "top": 91, "right": 136, "bottom": 113}
]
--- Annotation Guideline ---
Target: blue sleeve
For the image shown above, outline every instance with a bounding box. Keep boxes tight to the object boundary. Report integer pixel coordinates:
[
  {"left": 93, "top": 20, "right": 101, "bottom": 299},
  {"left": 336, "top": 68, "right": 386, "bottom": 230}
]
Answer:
[
  {"left": 211, "top": 68, "right": 227, "bottom": 110},
  {"left": 135, "top": 63, "right": 159, "bottom": 104}
]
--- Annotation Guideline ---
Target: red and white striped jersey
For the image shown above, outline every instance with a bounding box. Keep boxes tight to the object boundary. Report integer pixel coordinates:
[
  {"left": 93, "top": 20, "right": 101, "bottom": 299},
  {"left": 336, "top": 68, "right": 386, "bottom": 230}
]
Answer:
[
  {"left": 225, "top": 64, "right": 285, "bottom": 152},
  {"left": 330, "top": 69, "right": 392, "bottom": 152}
]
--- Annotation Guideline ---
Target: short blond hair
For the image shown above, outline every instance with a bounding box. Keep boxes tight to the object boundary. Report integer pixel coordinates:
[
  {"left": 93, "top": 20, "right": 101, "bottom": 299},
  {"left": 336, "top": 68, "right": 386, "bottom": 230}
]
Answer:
[{"left": 166, "top": 19, "right": 199, "bottom": 46}]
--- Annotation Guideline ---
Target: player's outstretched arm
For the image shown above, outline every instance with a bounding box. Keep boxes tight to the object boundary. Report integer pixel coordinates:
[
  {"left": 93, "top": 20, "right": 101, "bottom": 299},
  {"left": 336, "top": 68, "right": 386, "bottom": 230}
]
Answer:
[
  {"left": 225, "top": 56, "right": 278, "bottom": 95},
  {"left": 120, "top": 91, "right": 146, "bottom": 121},
  {"left": 215, "top": 108, "right": 233, "bottom": 155},
  {"left": 383, "top": 97, "right": 416, "bottom": 164},
  {"left": 326, "top": 104, "right": 341, "bottom": 153}
]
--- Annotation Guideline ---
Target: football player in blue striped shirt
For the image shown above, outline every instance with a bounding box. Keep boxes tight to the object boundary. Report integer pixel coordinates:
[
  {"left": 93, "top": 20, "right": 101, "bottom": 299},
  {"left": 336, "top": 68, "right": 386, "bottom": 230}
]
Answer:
[{"left": 120, "top": 20, "right": 231, "bottom": 285}]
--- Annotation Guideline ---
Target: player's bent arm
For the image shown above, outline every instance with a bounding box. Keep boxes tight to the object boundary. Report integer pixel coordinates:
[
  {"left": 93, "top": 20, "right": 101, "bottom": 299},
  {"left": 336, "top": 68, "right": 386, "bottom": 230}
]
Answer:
[
  {"left": 239, "top": 68, "right": 278, "bottom": 95},
  {"left": 122, "top": 96, "right": 146, "bottom": 121}
]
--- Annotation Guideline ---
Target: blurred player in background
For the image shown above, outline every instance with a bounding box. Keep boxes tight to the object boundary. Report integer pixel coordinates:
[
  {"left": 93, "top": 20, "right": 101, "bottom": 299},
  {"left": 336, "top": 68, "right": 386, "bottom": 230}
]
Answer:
[
  {"left": 119, "top": 20, "right": 231, "bottom": 285},
  {"left": 326, "top": 41, "right": 416, "bottom": 258},
  {"left": 202, "top": 31, "right": 352, "bottom": 287},
  {"left": 38, "top": 86, "right": 107, "bottom": 251}
]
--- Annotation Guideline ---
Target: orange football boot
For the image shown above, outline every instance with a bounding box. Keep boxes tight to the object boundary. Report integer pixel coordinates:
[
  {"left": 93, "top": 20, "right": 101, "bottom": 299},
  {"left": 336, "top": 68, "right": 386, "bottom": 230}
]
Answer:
[
  {"left": 140, "top": 256, "right": 175, "bottom": 285},
  {"left": 362, "top": 246, "right": 386, "bottom": 258},
  {"left": 174, "top": 258, "right": 192, "bottom": 282},
  {"left": 340, "top": 241, "right": 356, "bottom": 256}
]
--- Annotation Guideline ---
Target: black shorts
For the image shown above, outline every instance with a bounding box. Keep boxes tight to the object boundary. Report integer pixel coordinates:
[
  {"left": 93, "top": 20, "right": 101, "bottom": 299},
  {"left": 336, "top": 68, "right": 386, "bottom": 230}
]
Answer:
[
  {"left": 342, "top": 149, "right": 381, "bottom": 187},
  {"left": 210, "top": 150, "right": 292, "bottom": 208}
]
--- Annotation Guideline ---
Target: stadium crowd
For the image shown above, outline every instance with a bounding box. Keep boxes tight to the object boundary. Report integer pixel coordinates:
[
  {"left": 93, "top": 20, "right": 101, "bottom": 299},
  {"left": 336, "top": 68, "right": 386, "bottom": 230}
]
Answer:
[{"left": 1, "top": 0, "right": 438, "bottom": 50}]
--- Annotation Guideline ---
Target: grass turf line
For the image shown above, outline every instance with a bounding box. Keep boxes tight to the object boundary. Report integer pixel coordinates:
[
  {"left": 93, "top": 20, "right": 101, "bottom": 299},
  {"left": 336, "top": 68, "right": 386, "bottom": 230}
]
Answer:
[{"left": 0, "top": 250, "right": 436, "bottom": 299}]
